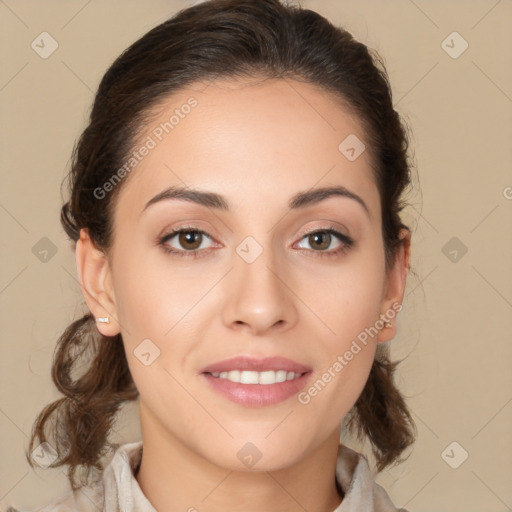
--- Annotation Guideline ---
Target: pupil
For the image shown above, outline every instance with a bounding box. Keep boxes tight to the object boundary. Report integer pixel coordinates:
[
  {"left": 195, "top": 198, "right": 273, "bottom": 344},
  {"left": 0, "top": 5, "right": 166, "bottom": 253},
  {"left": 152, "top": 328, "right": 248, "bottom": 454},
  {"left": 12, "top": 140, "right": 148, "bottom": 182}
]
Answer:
[
  {"left": 181, "top": 231, "right": 201, "bottom": 250},
  {"left": 311, "top": 232, "right": 329, "bottom": 250}
]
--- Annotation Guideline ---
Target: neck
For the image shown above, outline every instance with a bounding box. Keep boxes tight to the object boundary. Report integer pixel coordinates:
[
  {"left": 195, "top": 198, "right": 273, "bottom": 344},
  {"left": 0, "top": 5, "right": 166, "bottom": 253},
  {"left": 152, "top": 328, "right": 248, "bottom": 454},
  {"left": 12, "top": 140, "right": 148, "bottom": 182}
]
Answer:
[{"left": 135, "top": 403, "right": 343, "bottom": 512}]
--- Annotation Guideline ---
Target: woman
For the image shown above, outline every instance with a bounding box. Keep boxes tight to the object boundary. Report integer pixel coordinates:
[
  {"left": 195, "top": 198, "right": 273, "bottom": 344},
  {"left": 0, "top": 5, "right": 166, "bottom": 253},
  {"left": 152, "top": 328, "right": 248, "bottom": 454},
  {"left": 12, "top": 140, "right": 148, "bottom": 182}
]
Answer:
[{"left": 7, "top": 0, "right": 417, "bottom": 510}]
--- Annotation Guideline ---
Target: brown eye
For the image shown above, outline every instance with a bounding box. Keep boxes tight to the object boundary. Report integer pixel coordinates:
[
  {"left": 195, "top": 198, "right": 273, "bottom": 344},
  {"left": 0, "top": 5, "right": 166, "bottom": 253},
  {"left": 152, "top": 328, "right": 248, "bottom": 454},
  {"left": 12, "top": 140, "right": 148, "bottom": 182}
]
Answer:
[
  {"left": 177, "top": 231, "right": 203, "bottom": 251},
  {"left": 297, "top": 229, "right": 342, "bottom": 252},
  {"left": 307, "top": 232, "right": 332, "bottom": 251},
  {"left": 159, "top": 228, "right": 214, "bottom": 256},
  {"left": 295, "top": 228, "right": 354, "bottom": 257}
]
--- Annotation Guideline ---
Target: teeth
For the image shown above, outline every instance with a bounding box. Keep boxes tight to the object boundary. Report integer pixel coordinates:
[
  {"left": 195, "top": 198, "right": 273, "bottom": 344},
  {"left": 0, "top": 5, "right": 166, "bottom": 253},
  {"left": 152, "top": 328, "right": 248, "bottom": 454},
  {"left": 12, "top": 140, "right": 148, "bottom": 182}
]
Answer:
[{"left": 210, "top": 370, "right": 302, "bottom": 384}]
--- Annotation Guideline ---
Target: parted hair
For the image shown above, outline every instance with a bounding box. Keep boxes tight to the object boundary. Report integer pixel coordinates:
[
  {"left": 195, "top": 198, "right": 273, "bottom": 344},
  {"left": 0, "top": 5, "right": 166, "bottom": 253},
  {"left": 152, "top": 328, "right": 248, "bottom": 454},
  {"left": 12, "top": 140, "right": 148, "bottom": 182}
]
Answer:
[{"left": 26, "top": 0, "right": 417, "bottom": 490}]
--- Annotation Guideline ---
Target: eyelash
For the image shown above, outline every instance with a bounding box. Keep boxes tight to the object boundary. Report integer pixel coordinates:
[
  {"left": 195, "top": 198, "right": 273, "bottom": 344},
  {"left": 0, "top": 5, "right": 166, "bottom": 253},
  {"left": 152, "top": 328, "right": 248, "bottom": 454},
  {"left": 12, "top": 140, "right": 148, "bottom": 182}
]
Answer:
[{"left": 158, "top": 224, "right": 354, "bottom": 260}]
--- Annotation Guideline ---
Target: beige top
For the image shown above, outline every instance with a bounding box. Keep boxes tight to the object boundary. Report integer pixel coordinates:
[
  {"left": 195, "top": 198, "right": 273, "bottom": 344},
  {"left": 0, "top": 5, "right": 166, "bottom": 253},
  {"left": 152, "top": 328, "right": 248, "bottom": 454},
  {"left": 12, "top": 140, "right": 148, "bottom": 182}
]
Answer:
[{"left": 5, "top": 441, "right": 408, "bottom": 512}]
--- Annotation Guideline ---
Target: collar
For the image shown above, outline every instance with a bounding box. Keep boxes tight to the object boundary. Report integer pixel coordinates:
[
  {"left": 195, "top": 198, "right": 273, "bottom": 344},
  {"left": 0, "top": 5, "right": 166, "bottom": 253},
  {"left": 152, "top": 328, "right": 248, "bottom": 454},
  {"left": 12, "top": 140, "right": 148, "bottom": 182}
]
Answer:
[{"left": 74, "top": 441, "right": 402, "bottom": 512}]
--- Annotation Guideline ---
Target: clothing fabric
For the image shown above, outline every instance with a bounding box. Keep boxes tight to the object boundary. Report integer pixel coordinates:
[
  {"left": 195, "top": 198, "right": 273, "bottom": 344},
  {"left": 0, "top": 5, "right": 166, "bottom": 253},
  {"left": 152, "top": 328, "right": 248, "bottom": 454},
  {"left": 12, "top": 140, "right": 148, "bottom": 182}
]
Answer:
[{"left": 4, "top": 441, "right": 408, "bottom": 512}]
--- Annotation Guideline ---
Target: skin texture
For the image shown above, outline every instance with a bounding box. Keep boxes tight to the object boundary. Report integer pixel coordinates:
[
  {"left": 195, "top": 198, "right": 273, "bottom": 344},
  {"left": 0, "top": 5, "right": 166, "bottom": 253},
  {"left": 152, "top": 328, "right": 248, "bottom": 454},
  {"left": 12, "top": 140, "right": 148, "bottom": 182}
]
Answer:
[{"left": 75, "top": 76, "right": 410, "bottom": 512}]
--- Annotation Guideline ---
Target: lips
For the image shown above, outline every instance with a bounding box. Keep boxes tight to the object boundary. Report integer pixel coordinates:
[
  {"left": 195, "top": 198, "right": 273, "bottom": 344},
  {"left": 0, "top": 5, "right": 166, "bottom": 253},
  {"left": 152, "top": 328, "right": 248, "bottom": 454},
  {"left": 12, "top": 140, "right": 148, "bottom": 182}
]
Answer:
[
  {"left": 199, "top": 356, "right": 313, "bottom": 407},
  {"left": 199, "top": 356, "right": 312, "bottom": 375}
]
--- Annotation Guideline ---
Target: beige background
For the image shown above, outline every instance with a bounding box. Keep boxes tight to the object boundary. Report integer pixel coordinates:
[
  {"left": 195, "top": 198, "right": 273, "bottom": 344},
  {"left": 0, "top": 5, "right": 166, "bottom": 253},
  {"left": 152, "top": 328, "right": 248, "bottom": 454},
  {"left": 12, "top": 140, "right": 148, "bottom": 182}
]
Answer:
[{"left": 1, "top": 0, "right": 511, "bottom": 510}]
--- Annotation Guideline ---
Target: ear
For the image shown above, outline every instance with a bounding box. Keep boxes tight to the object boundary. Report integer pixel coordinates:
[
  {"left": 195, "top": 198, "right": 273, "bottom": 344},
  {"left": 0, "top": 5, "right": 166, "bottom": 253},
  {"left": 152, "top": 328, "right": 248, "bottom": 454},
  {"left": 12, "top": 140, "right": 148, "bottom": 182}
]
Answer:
[
  {"left": 75, "top": 228, "right": 119, "bottom": 337},
  {"left": 376, "top": 228, "right": 411, "bottom": 343}
]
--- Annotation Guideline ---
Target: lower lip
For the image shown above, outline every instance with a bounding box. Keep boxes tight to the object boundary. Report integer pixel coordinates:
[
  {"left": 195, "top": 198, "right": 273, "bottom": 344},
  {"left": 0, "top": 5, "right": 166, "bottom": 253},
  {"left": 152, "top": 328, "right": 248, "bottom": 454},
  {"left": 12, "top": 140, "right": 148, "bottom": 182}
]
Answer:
[{"left": 201, "top": 372, "right": 311, "bottom": 407}]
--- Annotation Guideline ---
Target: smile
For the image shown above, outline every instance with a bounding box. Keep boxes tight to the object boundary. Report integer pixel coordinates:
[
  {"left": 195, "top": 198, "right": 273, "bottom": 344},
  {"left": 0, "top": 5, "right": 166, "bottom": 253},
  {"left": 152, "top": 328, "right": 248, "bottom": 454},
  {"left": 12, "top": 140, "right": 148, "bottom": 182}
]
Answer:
[{"left": 209, "top": 370, "right": 304, "bottom": 385}]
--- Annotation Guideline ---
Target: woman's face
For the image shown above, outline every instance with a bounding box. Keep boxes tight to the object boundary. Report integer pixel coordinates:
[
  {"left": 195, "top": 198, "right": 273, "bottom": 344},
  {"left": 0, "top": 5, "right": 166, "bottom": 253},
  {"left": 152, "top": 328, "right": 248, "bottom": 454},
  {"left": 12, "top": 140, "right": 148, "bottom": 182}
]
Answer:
[{"left": 82, "top": 76, "right": 409, "bottom": 471}]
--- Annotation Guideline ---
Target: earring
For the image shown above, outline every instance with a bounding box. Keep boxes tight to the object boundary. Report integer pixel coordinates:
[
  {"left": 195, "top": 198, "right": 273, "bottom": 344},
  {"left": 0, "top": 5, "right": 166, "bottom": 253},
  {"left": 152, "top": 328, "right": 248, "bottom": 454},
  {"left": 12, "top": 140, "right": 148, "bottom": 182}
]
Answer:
[{"left": 96, "top": 317, "right": 110, "bottom": 324}]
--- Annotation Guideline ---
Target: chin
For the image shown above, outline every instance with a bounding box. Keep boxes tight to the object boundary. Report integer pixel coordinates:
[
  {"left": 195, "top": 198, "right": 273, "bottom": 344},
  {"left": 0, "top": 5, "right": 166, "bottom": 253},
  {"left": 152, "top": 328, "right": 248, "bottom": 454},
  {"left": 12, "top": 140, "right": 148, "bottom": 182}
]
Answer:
[{"left": 197, "top": 430, "right": 314, "bottom": 473}]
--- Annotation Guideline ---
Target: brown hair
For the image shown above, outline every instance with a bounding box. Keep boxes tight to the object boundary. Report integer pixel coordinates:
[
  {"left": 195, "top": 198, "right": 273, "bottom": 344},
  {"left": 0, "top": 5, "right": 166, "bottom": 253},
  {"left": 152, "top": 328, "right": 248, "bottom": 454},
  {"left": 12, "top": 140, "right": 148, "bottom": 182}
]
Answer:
[{"left": 26, "top": 0, "right": 417, "bottom": 490}]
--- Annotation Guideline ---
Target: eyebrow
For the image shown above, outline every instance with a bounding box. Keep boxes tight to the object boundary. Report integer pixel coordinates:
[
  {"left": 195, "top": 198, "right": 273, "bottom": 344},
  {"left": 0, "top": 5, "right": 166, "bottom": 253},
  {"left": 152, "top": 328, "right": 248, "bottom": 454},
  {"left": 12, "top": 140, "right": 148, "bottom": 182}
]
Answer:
[{"left": 141, "top": 185, "right": 370, "bottom": 217}]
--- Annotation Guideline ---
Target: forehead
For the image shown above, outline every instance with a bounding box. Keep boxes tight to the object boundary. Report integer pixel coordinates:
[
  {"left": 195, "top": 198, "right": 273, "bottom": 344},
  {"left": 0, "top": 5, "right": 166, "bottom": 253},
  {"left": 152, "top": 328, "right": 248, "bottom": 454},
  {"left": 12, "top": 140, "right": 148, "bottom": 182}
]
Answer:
[{"left": 113, "top": 76, "right": 379, "bottom": 224}]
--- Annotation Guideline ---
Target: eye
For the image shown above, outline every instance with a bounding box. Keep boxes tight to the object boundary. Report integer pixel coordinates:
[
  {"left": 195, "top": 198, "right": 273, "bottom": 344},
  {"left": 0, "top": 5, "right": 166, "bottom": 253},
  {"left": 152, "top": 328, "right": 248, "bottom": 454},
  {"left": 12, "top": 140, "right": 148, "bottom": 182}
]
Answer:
[
  {"left": 158, "top": 225, "right": 354, "bottom": 259},
  {"left": 159, "top": 227, "right": 215, "bottom": 258},
  {"left": 295, "top": 228, "right": 353, "bottom": 257}
]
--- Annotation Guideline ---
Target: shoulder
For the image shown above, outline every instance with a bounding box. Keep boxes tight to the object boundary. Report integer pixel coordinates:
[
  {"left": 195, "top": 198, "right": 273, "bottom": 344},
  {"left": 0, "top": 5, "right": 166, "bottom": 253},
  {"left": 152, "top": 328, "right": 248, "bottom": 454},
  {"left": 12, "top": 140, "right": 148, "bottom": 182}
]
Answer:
[
  {"left": 2, "top": 441, "right": 146, "bottom": 512},
  {"left": 335, "top": 444, "right": 411, "bottom": 512},
  {"left": 1, "top": 482, "right": 103, "bottom": 512}
]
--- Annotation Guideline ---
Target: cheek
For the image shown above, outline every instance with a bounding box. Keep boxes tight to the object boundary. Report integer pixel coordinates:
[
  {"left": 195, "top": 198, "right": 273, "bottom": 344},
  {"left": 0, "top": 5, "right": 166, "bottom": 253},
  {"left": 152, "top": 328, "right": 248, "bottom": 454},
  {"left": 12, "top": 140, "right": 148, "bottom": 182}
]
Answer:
[
  {"left": 111, "top": 244, "right": 207, "bottom": 340},
  {"left": 126, "top": 354, "right": 205, "bottom": 448},
  {"left": 296, "top": 334, "right": 377, "bottom": 441},
  {"left": 110, "top": 250, "right": 208, "bottom": 405},
  {"left": 295, "top": 251, "right": 384, "bottom": 414},
  {"left": 297, "top": 253, "right": 385, "bottom": 346}
]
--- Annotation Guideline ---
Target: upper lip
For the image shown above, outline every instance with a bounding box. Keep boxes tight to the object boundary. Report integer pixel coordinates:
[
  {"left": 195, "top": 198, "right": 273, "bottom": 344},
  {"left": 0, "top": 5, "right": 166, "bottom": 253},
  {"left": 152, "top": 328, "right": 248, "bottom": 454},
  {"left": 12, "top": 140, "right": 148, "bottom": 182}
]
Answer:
[{"left": 200, "top": 356, "right": 312, "bottom": 374}]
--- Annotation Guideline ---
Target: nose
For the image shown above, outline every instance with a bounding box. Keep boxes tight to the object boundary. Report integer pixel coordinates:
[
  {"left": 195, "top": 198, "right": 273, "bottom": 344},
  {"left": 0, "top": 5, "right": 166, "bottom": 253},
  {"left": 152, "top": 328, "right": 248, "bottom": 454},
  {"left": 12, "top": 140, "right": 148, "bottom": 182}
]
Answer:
[{"left": 221, "top": 245, "right": 298, "bottom": 336}]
